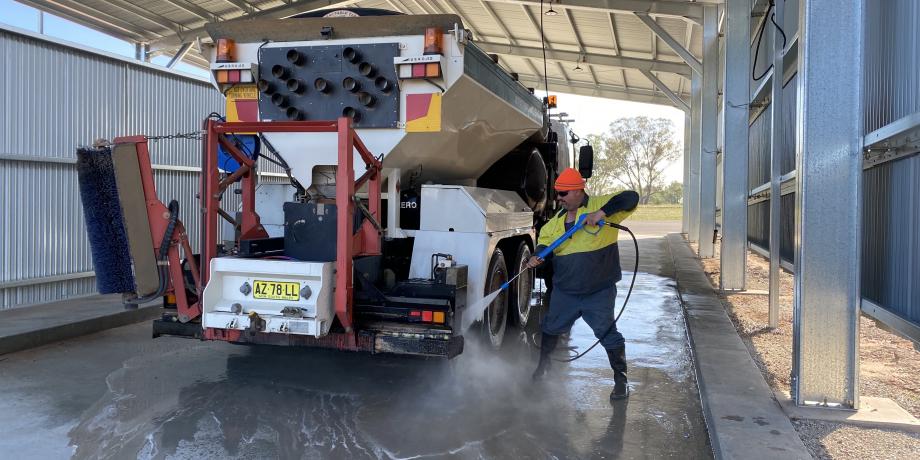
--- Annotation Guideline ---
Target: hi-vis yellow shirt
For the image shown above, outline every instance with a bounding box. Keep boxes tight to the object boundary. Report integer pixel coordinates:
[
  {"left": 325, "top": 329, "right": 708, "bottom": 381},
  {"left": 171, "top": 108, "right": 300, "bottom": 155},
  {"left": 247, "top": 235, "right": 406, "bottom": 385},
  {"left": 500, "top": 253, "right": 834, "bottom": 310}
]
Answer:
[{"left": 536, "top": 191, "right": 639, "bottom": 294}]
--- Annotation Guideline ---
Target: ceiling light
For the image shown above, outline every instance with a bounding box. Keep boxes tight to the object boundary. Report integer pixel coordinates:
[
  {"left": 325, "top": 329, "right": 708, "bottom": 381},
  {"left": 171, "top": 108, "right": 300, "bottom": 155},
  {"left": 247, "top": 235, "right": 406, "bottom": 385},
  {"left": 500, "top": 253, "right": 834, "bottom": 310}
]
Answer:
[{"left": 545, "top": 7, "right": 558, "bottom": 16}]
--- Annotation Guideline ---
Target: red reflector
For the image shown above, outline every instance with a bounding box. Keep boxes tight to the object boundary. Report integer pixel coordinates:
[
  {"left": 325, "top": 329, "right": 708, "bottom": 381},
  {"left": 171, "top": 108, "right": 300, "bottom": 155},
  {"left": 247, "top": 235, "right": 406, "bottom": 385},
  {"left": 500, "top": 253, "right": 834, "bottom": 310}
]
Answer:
[
  {"left": 410, "top": 310, "right": 421, "bottom": 317},
  {"left": 422, "top": 311, "right": 433, "bottom": 322},
  {"left": 412, "top": 63, "right": 425, "bottom": 78},
  {"left": 228, "top": 70, "right": 241, "bottom": 83}
]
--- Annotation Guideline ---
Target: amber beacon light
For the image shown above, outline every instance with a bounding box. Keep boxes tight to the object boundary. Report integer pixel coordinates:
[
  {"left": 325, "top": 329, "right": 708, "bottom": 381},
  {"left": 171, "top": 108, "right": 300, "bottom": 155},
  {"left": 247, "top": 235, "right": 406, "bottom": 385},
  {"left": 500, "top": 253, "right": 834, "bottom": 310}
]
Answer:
[
  {"left": 423, "top": 27, "right": 443, "bottom": 55},
  {"left": 216, "top": 38, "right": 236, "bottom": 62}
]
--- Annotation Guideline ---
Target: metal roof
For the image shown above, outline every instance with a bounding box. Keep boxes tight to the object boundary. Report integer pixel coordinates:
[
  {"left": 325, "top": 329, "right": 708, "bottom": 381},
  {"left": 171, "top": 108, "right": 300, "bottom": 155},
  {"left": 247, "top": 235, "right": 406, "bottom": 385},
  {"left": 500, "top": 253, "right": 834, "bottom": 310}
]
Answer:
[{"left": 18, "top": 0, "right": 717, "bottom": 109}]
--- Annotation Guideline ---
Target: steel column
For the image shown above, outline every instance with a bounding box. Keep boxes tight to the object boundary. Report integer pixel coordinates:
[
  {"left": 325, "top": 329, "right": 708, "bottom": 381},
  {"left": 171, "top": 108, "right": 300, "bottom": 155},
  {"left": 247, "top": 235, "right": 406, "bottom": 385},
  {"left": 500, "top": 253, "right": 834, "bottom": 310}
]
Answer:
[
  {"left": 688, "top": 72, "right": 702, "bottom": 242},
  {"left": 792, "top": 0, "right": 864, "bottom": 409},
  {"left": 698, "top": 4, "right": 719, "bottom": 257},
  {"left": 682, "top": 113, "right": 691, "bottom": 234},
  {"left": 768, "top": 0, "right": 785, "bottom": 327},
  {"left": 719, "top": 0, "right": 750, "bottom": 290}
]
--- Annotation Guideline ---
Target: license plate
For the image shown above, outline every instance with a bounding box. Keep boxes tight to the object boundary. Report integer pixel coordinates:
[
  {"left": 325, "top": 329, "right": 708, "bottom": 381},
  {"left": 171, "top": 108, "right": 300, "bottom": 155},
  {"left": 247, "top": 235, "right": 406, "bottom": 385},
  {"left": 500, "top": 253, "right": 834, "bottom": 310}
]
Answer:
[{"left": 253, "top": 280, "right": 300, "bottom": 301}]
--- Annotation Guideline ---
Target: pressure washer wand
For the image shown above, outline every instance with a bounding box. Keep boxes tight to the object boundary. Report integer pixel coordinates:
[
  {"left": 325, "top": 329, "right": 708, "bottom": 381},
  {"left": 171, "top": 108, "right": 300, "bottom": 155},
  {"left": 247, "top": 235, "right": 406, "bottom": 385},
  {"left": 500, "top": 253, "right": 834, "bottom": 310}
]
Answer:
[{"left": 499, "top": 214, "right": 596, "bottom": 291}]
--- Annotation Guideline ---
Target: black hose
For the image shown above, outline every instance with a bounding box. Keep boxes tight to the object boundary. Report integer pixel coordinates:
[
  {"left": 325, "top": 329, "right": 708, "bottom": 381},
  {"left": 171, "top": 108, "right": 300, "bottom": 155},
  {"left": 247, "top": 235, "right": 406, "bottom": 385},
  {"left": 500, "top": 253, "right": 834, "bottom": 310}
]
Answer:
[
  {"left": 552, "top": 222, "right": 639, "bottom": 362},
  {"left": 124, "top": 200, "right": 179, "bottom": 305}
]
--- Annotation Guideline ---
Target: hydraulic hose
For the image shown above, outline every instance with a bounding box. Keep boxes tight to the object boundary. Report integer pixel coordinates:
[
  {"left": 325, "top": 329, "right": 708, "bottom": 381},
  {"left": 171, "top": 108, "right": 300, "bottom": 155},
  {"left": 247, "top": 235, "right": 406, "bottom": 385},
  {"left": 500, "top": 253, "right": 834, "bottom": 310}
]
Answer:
[{"left": 124, "top": 200, "right": 179, "bottom": 305}]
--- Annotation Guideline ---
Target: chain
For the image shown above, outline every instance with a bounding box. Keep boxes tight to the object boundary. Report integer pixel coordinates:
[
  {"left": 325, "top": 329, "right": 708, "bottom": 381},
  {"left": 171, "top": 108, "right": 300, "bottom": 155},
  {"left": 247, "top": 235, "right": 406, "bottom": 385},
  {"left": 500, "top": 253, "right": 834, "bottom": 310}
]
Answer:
[{"left": 145, "top": 129, "right": 204, "bottom": 142}]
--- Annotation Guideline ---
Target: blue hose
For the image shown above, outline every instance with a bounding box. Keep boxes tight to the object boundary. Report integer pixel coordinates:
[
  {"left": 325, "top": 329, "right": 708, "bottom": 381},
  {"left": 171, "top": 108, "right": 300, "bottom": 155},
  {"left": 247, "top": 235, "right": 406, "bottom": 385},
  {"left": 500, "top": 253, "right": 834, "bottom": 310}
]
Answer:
[{"left": 500, "top": 214, "right": 606, "bottom": 291}]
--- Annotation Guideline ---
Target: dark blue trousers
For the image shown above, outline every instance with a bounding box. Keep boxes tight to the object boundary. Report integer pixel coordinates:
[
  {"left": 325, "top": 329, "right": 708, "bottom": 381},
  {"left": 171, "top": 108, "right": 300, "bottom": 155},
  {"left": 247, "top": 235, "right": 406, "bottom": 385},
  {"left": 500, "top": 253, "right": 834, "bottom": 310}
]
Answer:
[{"left": 541, "top": 285, "right": 625, "bottom": 350}]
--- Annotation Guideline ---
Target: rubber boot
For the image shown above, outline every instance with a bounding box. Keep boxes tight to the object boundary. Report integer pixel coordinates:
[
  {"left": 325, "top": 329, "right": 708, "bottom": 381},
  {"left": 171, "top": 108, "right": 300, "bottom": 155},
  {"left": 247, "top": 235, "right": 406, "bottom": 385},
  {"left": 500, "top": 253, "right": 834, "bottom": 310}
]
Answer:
[
  {"left": 607, "top": 346, "right": 629, "bottom": 400},
  {"left": 532, "top": 333, "right": 559, "bottom": 381}
]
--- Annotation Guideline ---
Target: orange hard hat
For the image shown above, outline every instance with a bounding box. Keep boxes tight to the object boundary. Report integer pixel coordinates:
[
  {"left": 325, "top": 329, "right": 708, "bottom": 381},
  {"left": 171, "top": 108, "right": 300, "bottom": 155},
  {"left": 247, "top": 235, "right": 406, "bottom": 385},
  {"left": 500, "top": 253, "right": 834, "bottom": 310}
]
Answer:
[{"left": 554, "top": 168, "right": 586, "bottom": 191}]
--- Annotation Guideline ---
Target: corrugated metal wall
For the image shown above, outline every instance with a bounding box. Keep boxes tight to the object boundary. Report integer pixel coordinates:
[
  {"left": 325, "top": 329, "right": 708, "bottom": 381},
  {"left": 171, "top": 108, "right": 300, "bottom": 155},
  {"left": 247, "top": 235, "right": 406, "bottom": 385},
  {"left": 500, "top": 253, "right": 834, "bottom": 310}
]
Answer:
[
  {"left": 864, "top": 0, "right": 919, "bottom": 134},
  {"left": 862, "top": 156, "right": 920, "bottom": 324},
  {"left": 860, "top": 0, "right": 920, "bottom": 326},
  {"left": 0, "top": 26, "right": 223, "bottom": 309},
  {"left": 748, "top": 110, "right": 770, "bottom": 187},
  {"left": 744, "top": 0, "right": 920, "bottom": 330}
]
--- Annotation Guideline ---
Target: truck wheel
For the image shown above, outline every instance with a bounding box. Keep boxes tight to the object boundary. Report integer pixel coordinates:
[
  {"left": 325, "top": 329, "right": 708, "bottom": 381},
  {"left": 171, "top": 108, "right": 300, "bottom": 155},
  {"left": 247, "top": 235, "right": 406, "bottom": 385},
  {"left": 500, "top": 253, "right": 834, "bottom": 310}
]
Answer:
[
  {"left": 482, "top": 249, "right": 509, "bottom": 349},
  {"left": 510, "top": 242, "right": 534, "bottom": 329}
]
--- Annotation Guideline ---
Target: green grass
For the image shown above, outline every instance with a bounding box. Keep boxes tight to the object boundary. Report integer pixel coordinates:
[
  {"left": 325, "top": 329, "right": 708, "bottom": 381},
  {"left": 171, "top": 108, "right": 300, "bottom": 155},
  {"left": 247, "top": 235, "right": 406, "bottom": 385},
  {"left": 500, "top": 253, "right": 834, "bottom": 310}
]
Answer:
[{"left": 627, "top": 204, "right": 682, "bottom": 221}]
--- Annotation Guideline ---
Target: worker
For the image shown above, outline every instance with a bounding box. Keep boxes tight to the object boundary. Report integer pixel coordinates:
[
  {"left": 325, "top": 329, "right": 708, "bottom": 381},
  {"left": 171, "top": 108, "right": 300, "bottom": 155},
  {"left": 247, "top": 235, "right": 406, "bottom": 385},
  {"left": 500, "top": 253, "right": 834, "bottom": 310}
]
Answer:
[{"left": 527, "top": 167, "right": 639, "bottom": 401}]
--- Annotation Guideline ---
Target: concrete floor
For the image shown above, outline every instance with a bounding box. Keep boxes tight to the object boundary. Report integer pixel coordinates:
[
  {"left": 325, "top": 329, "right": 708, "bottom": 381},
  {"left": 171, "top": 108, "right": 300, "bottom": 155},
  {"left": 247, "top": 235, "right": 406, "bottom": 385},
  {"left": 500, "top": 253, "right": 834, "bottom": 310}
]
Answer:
[{"left": 0, "top": 236, "right": 711, "bottom": 459}]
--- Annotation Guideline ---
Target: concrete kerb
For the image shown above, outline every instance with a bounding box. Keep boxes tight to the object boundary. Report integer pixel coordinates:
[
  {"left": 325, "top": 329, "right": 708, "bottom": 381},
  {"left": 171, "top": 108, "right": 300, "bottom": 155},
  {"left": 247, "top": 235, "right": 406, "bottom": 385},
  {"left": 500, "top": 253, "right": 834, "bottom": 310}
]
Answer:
[
  {"left": 665, "top": 233, "right": 812, "bottom": 460},
  {"left": 0, "top": 296, "right": 160, "bottom": 356}
]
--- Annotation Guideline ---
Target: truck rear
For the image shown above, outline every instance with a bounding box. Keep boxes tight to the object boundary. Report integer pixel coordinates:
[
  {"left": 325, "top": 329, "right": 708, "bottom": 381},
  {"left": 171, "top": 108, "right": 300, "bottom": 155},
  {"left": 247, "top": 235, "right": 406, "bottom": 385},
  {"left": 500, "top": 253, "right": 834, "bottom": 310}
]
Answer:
[{"left": 77, "top": 9, "right": 577, "bottom": 358}]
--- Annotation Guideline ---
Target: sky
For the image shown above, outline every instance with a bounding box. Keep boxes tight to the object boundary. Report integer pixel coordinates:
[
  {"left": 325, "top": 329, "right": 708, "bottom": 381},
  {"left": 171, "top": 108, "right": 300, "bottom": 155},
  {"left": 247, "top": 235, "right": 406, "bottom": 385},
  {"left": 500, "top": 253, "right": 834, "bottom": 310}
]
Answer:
[{"left": 0, "top": 0, "right": 684, "bottom": 181}]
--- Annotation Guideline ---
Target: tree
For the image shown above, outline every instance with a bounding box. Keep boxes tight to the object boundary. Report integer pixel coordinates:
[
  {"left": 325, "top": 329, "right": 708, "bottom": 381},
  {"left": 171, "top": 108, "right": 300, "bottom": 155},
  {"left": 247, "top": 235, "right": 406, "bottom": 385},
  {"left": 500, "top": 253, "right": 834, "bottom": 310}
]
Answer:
[
  {"left": 586, "top": 116, "right": 681, "bottom": 204},
  {"left": 584, "top": 133, "right": 621, "bottom": 196},
  {"left": 648, "top": 181, "right": 683, "bottom": 205}
]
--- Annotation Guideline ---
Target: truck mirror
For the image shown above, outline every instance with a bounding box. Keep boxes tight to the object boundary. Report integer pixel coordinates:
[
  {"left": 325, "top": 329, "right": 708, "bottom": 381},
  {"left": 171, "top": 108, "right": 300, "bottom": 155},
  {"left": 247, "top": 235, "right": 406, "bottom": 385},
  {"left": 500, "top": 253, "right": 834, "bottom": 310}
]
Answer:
[{"left": 578, "top": 145, "right": 594, "bottom": 179}]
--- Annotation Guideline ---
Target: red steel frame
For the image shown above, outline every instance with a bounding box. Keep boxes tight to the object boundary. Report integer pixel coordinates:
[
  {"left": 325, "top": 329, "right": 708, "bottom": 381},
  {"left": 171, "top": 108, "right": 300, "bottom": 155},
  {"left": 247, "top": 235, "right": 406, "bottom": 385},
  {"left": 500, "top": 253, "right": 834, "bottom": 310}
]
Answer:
[
  {"left": 112, "top": 136, "right": 202, "bottom": 323},
  {"left": 200, "top": 119, "right": 382, "bottom": 347}
]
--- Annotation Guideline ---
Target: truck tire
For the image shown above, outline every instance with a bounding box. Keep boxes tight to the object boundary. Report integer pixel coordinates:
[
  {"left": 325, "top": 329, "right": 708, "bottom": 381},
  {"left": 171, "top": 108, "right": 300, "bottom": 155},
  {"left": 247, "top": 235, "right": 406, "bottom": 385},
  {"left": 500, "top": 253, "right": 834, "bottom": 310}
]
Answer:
[
  {"left": 509, "top": 242, "right": 534, "bottom": 329},
  {"left": 482, "top": 248, "right": 509, "bottom": 349}
]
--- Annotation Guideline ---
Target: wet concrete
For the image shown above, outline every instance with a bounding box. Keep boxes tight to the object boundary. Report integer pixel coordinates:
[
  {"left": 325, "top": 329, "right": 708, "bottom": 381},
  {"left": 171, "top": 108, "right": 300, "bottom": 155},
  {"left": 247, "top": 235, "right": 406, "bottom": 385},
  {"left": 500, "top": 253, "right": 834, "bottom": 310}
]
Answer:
[{"left": 0, "top": 237, "right": 711, "bottom": 459}]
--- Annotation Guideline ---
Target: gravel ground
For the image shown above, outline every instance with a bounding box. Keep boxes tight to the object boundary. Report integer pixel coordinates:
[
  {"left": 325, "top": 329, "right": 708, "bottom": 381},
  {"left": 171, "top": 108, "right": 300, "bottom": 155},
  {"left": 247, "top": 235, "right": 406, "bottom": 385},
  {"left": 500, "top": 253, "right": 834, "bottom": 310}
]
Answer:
[
  {"left": 792, "top": 420, "right": 920, "bottom": 460},
  {"left": 688, "top": 241, "right": 920, "bottom": 459}
]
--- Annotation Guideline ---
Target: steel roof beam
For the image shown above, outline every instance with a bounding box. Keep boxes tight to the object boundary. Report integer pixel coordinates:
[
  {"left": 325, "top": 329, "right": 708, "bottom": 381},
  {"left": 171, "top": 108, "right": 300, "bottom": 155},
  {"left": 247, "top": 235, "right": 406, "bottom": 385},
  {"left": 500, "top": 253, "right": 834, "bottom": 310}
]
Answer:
[
  {"left": 634, "top": 12, "right": 702, "bottom": 75},
  {"left": 222, "top": 0, "right": 259, "bottom": 15},
  {"left": 484, "top": 0, "right": 703, "bottom": 23},
  {"left": 678, "top": 20, "right": 694, "bottom": 96},
  {"left": 475, "top": 0, "right": 543, "bottom": 80},
  {"left": 149, "top": 0, "right": 363, "bottom": 51},
  {"left": 105, "top": 0, "right": 190, "bottom": 35},
  {"left": 407, "top": 0, "right": 435, "bottom": 14},
  {"left": 17, "top": 0, "right": 154, "bottom": 42},
  {"left": 518, "top": 3, "right": 571, "bottom": 83},
  {"left": 475, "top": 42, "right": 691, "bottom": 77},
  {"left": 422, "top": 0, "right": 447, "bottom": 13},
  {"left": 640, "top": 69, "right": 689, "bottom": 111},
  {"left": 161, "top": 0, "right": 224, "bottom": 23},
  {"left": 167, "top": 42, "right": 194, "bottom": 68},
  {"left": 605, "top": 12, "right": 629, "bottom": 91},
  {"left": 556, "top": 62, "right": 571, "bottom": 84},
  {"left": 516, "top": 74, "right": 687, "bottom": 107},
  {"left": 562, "top": 10, "right": 598, "bottom": 86},
  {"left": 438, "top": 0, "right": 484, "bottom": 41},
  {"left": 383, "top": 0, "right": 411, "bottom": 14}
]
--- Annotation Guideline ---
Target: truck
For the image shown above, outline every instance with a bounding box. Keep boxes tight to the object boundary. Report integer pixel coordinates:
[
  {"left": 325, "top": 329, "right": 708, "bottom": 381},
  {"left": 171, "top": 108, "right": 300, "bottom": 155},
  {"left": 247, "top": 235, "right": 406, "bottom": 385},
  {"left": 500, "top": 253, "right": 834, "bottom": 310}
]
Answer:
[{"left": 77, "top": 8, "right": 591, "bottom": 359}]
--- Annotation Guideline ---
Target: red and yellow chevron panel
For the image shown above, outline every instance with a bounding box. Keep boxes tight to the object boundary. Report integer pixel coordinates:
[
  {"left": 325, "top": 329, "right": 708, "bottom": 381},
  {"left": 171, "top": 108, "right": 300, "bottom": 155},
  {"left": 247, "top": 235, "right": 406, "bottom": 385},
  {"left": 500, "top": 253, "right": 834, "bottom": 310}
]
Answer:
[{"left": 405, "top": 93, "right": 441, "bottom": 132}]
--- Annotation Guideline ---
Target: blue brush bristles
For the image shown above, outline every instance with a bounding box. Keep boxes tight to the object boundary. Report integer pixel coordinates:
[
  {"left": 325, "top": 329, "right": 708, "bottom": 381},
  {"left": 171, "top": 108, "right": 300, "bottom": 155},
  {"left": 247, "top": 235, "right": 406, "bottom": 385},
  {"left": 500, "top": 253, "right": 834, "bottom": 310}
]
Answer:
[{"left": 76, "top": 146, "right": 136, "bottom": 294}]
